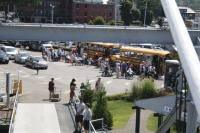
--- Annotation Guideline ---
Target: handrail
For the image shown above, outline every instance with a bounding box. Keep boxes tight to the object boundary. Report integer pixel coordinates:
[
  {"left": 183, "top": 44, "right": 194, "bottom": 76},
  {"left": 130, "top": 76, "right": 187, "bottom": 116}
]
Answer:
[
  {"left": 8, "top": 80, "right": 20, "bottom": 133},
  {"left": 70, "top": 89, "right": 107, "bottom": 133}
]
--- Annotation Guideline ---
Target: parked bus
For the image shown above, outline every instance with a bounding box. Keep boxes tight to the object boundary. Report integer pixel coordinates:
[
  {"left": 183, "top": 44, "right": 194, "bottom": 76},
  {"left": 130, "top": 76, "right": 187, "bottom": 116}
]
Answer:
[
  {"left": 111, "top": 46, "right": 170, "bottom": 75},
  {"left": 84, "top": 42, "right": 120, "bottom": 59}
]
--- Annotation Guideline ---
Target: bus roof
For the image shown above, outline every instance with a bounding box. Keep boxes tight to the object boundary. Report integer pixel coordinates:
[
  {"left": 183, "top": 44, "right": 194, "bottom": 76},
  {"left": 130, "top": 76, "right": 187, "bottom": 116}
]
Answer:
[
  {"left": 89, "top": 42, "right": 120, "bottom": 48},
  {"left": 121, "top": 46, "right": 170, "bottom": 57}
]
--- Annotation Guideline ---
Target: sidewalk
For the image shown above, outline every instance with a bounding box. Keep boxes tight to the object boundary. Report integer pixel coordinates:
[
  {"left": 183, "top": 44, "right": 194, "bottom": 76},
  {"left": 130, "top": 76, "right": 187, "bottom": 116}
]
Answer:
[{"left": 112, "top": 110, "right": 154, "bottom": 133}]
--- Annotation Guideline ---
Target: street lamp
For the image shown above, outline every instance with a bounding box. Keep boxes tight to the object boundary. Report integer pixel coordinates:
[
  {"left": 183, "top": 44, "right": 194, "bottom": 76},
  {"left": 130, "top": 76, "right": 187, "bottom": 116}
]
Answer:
[
  {"left": 143, "top": 1, "right": 148, "bottom": 27},
  {"left": 50, "top": 4, "right": 55, "bottom": 24}
]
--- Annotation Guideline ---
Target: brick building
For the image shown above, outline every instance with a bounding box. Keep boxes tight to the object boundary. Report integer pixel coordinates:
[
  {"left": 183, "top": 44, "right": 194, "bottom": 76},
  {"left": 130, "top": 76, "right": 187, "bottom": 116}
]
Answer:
[
  {"left": 0, "top": 0, "right": 114, "bottom": 24},
  {"left": 72, "top": 0, "right": 114, "bottom": 23}
]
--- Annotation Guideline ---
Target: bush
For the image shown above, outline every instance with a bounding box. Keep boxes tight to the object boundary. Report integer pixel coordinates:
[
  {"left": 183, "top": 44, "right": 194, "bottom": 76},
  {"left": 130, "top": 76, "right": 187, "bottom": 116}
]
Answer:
[
  {"left": 93, "top": 91, "right": 113, "bottom": 129},
  {"left": 80, "top": 81, "right": 94, "bottom": 106},
  {"left": 140, "top": 79, "right": 157, "bottom": 98},
  {"left": 130, "top": 79, "right": 157, "bottom": 100},
  {"left": 92, "top": 16, "right": 106, "bottom": 25}
]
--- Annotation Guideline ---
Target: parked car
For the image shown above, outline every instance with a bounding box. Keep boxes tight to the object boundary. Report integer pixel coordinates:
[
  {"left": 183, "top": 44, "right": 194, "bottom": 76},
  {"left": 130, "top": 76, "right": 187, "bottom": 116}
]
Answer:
[
  {"left": 15, "top": 51, "right": 29, "bottom": 64},
  {"left": 25, "top": 56, "right": 48, "bottom": 69},
  {"left": 0, "top": 50, "right": 9, "bottom": 64},
  {"left": 0, "top": 46, "right": 18, "bottom": 59}
]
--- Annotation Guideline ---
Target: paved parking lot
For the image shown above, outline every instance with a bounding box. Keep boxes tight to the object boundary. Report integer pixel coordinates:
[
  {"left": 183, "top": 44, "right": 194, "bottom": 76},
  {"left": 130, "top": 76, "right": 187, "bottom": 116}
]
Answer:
[{"left": 0, "top": 50, "right": 164, "bottom": 103}]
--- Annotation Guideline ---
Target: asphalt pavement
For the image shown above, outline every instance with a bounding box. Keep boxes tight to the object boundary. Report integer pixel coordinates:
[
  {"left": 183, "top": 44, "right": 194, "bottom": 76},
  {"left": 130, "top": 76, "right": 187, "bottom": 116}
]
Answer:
[{"left": 0, "top": 49, "right": 163, "bottom": 133}]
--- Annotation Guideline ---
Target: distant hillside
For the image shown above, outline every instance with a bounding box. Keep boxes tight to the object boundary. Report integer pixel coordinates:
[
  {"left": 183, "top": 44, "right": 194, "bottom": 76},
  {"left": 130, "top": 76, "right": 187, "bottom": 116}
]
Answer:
[{"left": 176, "top": 0, "right": 200, "bottom": 10}]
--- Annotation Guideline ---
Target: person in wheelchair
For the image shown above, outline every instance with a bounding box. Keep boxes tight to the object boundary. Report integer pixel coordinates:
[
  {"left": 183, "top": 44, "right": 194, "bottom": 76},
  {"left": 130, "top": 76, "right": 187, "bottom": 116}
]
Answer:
[{"left": 126, "top": 67, "right": 134, "bottom": 79}]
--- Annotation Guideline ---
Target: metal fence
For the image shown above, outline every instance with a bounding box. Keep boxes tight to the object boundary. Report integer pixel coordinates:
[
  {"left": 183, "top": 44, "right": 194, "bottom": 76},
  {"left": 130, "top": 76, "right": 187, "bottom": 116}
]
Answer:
[
  {"left": 8, "top": 80, "right": 20, "bottom": 133},
  {"left": 69, "top": 89, "right": 108, "bottom": 133}
]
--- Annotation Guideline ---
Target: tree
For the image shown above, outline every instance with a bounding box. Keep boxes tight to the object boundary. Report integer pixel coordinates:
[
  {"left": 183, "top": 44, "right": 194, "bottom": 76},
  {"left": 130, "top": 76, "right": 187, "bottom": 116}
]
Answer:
[
  {"left": 80, "top": 81, "right": 94, "bottom": 106},
  {"left": 92, "top": 16, "right": 106, "bottom": 25},
  {"left": 131, "top": 8, "right": 141, "bottom": 20},
  {"left": 140, "top": 9, "right": 153, "bottom": 25},
  {"left": 120, "top": 0, "right": 133, "bottom": 25},
  {"left": 93, "top": 91, "right": 113, "bottom": 129},
  {"left": 15, "top": 0, "right": 41, "bottom": 6},
  {"left": 135, "top": 0, "right": 164, "bottom": 25}
]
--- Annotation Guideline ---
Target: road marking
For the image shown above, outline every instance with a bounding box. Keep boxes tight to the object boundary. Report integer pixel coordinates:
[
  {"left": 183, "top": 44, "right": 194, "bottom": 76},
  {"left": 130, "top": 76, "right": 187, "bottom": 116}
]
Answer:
[
  {"left": 125, "top": 82, "right": 130, "bottom": 86},
  {"left": 55, "top": 77, "right": 62, "bottom": 80},
  {"left": 37, "top": 76, "right": 45, "bottom": 79},
  {"left": 89, "top": 79, "right": 95, "bottom": 83},
  {"left": 21, "top": 75, "right": 30, "bottom": 78},
  {"left": 105, "top": 80, "right": 112, "bottom": 85}
]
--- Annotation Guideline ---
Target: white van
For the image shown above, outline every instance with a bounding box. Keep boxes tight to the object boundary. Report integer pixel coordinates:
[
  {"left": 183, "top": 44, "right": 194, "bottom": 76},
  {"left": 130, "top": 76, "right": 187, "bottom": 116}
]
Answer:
[{"left": 0, "top": 46, "right": 18, "bottom": 59}]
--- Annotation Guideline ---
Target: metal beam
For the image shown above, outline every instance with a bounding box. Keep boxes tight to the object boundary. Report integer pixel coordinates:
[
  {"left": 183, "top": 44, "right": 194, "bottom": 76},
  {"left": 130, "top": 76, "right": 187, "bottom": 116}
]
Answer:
[{"left": 0, "top": 23, "right": 199, "bottom": 44}]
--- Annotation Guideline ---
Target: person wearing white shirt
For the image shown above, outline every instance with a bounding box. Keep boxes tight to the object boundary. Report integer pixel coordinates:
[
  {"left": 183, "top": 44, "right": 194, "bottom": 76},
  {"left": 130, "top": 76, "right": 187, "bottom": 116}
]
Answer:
[
  {"left": 75, "top": 99, "right": 85, "bottom": 132},
  {"left": 83, "top": 103, "right": 92, "bottom": 133}
]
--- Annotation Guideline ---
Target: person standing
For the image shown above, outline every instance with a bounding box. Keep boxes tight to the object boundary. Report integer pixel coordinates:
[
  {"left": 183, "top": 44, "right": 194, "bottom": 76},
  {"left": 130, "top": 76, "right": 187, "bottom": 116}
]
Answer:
[
  {"left": 115, "top": 61, "right": 121, "bottom": 78},
  {"left": 95, "top": 78, "right": 103, "bottom": 91},
  {"left": 48, "top": 78, "right": 55, "bottom": 99},
  {"left": 83, "top": 103, "right": 92, "bottom": 133},
  {"left": 75, "top": 99, "right": 85, "bottom": 132},
  {"left": 69, "top": 78, "right": 76, "bottom": 103}
]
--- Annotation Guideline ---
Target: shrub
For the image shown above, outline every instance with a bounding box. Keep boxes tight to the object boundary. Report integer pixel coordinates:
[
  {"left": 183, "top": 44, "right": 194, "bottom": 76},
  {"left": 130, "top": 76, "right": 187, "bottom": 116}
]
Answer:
[
  {"left": 93, "top": 91, "right": 113, "bottom": 129},
  {"left": 140, "top": 79, "right": 157, "bottom": 98},
  {"left": 80, "top": 81, "right": 94, "bottom": 106},
  {"left": 130, "top": 79, "right": 157, "bottom": 100},
  {"left": 130, "top": 81, "right": 142, "bottom": 100}
]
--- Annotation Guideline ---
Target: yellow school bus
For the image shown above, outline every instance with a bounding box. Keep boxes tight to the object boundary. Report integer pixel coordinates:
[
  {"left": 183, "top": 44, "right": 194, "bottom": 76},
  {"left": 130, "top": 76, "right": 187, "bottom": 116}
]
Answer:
[
  {"left": 111, "top": 46, "right": 170, "bottom": 75},
  {"left": 85, "top": 42, "right": 120, "bottom": 59}
]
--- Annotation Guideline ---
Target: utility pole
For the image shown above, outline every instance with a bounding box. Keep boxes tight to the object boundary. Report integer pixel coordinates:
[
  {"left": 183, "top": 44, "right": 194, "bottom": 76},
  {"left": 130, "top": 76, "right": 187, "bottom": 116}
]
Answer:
[
  {"left": 143, "top": 1, "right": 147, "bottom": 27},
  {"left": 50, "top": 4, "right": 55, "bottom": 24}
]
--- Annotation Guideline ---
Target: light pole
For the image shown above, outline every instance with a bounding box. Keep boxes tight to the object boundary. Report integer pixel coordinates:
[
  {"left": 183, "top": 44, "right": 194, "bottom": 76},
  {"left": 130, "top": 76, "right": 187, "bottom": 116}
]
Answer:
[
  {"left": 143, "top": 1, "right": 147, "bottom": 27},
  {"left": 50, "top": 4, "right": 55, "bottom": 24}
]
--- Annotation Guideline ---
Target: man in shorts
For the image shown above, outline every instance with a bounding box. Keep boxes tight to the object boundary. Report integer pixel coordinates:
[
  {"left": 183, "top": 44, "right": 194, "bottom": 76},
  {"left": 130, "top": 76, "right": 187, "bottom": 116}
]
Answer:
[
  {"left": 83, "top": 103, "right": 92, "bottom": 133},
  {"left": 48, "top": 78, "right": 55, "bottom": 99},
  {"left": 75, "top": 98, "right": 85, "bottom": 132}
]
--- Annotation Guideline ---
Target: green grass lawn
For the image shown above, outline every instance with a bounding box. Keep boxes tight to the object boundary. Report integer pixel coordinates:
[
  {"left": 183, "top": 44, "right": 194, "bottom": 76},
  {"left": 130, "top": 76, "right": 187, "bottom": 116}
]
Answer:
[
  {"left": 107, "top": 100, "right": 133, "bottom": 129},
  {"left": 147, "top": 113, "right": 176, "bottom": 133}
]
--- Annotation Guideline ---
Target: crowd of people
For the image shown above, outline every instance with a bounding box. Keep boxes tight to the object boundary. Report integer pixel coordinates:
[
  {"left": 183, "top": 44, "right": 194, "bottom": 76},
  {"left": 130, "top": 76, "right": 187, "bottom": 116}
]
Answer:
[
  {"left": 48, "top": 78, "right": 100, "bottom": 133},
  {"left": 42, "top": 46, "right": 158, "bottom": 80}
]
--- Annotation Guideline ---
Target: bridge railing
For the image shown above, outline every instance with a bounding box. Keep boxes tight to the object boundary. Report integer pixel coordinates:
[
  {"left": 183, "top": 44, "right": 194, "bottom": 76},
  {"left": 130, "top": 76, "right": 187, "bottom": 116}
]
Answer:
[{"left": 8, "top": 80, "right": 20, "bottom": 133}]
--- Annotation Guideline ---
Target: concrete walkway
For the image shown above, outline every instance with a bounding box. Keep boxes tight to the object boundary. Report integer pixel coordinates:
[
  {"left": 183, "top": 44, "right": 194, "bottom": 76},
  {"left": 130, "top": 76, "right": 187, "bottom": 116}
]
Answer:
[{"left": 13, "top": 103, "right": 74, "bottom": 133}]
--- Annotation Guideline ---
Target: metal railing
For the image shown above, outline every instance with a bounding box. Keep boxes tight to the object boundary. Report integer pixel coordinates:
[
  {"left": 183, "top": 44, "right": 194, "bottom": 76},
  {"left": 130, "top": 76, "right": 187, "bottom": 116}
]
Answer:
[
  {"left": 8, "top": 80, "right": 20, "bottom": 133},
  {"left": 89, "top": 118, "right": 108, "bottom": 133},
  {"left": 69, "top": 89, "right": 108, "bottom": 133}
]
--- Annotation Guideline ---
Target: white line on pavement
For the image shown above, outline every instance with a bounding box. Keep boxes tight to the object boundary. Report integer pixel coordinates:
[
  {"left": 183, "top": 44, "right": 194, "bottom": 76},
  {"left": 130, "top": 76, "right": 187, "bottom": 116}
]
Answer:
[
  {"left": 21, "top": 75, "right": 30, "bottom": 78},
  {"left": 125, "top": 82, "right": 130, "bottom": 86},
  {"left": 105, "top": 80, "right": 112, "bottom": 85},
  {"left": 37, "top": 76, "right": 45, "bottom": 79},
  {"left": 89, "top": 79, "right": 95, "bottom": 83},
  {"left": 54, "top": 77, "right": 62, "bottom": 80}
]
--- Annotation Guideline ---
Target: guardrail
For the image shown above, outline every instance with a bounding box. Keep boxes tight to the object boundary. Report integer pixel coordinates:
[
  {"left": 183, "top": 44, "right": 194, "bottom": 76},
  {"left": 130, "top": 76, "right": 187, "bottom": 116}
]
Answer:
[
  {"left": 89, "top": 118, "right": 108, "bottom": 133},
  {"left": 8, "top": 80, "right": 20, "bottom": 133}
]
